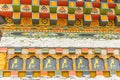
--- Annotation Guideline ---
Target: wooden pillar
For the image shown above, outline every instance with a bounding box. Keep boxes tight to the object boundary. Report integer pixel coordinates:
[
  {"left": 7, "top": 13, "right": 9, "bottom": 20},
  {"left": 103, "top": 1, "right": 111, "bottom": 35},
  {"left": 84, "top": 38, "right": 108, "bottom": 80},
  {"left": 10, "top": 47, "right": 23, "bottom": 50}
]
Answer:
[
  {"left": 87, "top": 54, "right": 93, "bottom": 71},
  {"left": 101, "top": 54, "right": 108, "bottom": 71},
  {"left": 104, "top": 59, "right": 108, "bottom": 71},
  {"left": 23, "top": 59, "right": 26, "bottom": 71},
  {"left": 40, "top": 59, "right": 43, "bottom": 71},
  {"left": 39, "top": 54, "right": 44, "bottom": 71},
  {"left": 89, "top": 59, "right": 92, "bottom": 71},
  {"left": 22, "top": 54, "right": 27, "bottom": 71},
  {"left": 72, "top": 55, "right": 77, "bottom": 71},
  {"left": 6, "top": 59, "right": 9, "bottom": 70},
  {"left": 56, "top": 59, "right": 59, "bottom": 70},
  {"left": 73, "top": 59, "right": 76, "bottom": 70},
  {"left": 6, "top": 54, "right": 10, "bottom": 70},
  {"left": 56, "top": 54, "right": 61, "bottom": 71}
]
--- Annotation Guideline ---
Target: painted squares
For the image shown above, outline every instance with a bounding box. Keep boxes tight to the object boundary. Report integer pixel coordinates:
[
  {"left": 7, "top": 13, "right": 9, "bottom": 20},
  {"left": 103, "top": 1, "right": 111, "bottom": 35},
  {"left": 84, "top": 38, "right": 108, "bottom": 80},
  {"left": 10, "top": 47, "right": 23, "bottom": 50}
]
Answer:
[
  {"left": 100, "top": 15, "right": 108, "bottom": 26},
  {"left": 107, "top": 9, "right": 115, "bottom": 15},
  {"left": 57, "top": 18, "right": 67, "bottom": 26},
  {"left": 8, "top": 48, "right": 14, "bottom": 54},
  {"left": 50, "top": 13, "right": 57, "bottom": 25},
  {"left": 101, "top": 49, "right": 107, "bottom": 55},
  {"left": 84, "top": 2, "right": 92, "bottom": 14},
  {"left": 22, "top": 48, "right": 28, "bottom": 54},
  {"left": 75, "top": 7, "right": 83, "bottom": 14},
  {"left": 101, "top": 3, "right": 109, "bottom": 14},
  {"left": 50, "top": 1, "right": 57, "bottom": 6},
  {"left": 68, "top": 14, "right": 75, "bottom": 25},
  {"left": 82, "top": 48, "right": 88, "bottom": 53},
  {"left": 69, "top": 1, "right": 76, "bottom": 7},
  {"left": 91, "top": 8, "right": 100, "bottom": 14},
  {"left": 117, "top": 16, "right": 120, "bottom": 22},
  {"left": 57, "top": 6, "right": 68, "bottom": 14},
  {"left": 101, "top": 15, "right": 108, "bottom": 21},
  {"left": 21, "top": 5, "right": 32, "bottom": 12},
  {"left": 40, "top": 5, "right": 49, "bottom": 13},
  {"left": 84, "top": 15, "right": 92, "bottom": 21},
  {"left": 68, "top": 14, "right": 75, "bottom": 20},
  {"left": 102, "top": 3, "right": 108, "bottom": 9},
  {"left": 13, "top": 12, "right": 20, "bottom": 19},
  {"left": 116, "top": 4, "right": 120, "bottom": 15},
  {"left": 117, "top": 4, "right": 120, "bottom": 9},
  {"left": 116, "top": 16, "right": 120, "bottom": 26},
  {"left": 21, "top": 17, "right": 32, "bottom": 25},
  {"left": 32, "top": 0, "right": 39, "bottom": 5},
  {"left": 56, "top": 48, "right": 63, "bottom": 53},
  {"left": 0, "top": 4, "right": 13, "bottom": 11},
  {"left": 85, "top": 2, "right": 92, "bottom": 8},
  {"left": 50, "top": 13, "right": 57, "bottom": 20},
  {"left": 50, "top": 1, "right": 57, "bottom": 13},
  {"left": 40, "top": 18, "right": 50, "bottom": 26},
  {"left": 13, "top": 0, "right": 20, "bottom": 4},
  {"left": 77, "top": 0, "right": 83, "bottom": 1},
  {"left": 32, "top": 13, "right": 39, "bottom": 19}
]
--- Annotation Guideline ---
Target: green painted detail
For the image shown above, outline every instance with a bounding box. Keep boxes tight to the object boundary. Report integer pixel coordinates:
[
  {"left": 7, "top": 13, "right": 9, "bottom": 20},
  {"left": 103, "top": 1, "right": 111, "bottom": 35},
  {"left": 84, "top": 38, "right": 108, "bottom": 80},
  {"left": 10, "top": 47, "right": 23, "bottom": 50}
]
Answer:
[
  {"left": 100, "top": 3, "right": 109, "bottom": 14},
  {"left": 12, "top": 5, "right": 20, "bottom": 12},
  {"left": 83, "top": 2, "right": 92, "bottom": 14},
  {"left": 68, "top": 8, "right": 76, "bottom": 14},
  {"left": 32, "top": 6, "right": 39, "bottom": 12},
  {"left": 115, "top": 4, "right": 120, "bottom": 15},
  {"left": 100, "top": 8, "right": 109, "bottom": 14},
  {"left": 42, "top": 48, "right": 49, "bottom": 53},
  {"left": 83, "top": 7, "right": 92, "bottom": 14},
  {"left": 55, "top": 70, "right": 61, "bottom": 76},
  {"left": 94, "top": 48, "right": 101, "bottom": 53},
  {"left": 50, "top": 7, "right": 57, "bottom": 13}
]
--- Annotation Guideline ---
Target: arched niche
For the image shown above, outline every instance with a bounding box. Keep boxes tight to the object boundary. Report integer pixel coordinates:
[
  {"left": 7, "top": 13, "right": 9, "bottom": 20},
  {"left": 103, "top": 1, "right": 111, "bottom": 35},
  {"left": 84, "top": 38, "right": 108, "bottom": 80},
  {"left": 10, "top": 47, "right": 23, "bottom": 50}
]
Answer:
[
  {"left": 59, "top": 56, "right": 73, "bottom": 70},
  {"left": 9, "top": 56, "right": 23, "bottom": 70},
  {"left": 76, "top": 56, "right": 89, "bottom": 70},
  {"left": 91, "top": 56, "right": 104, "bottom": 70},
  {"left": 107, "top": 57, "right": 120, "bottom": 70},
  {"left": 26, "top": 56, "right": 40, "bottom": 70},
  {"left": 43, "top": 56, "right": 56, "bottom": 70}
]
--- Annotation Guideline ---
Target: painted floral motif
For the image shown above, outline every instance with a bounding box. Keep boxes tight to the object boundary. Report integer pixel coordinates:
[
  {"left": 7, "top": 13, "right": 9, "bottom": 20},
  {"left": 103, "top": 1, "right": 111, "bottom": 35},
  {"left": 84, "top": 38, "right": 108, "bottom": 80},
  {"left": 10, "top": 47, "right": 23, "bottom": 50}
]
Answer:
[
  {"left": 107, "top": 20, "right": 114, "bottom": 26},
  {"left": 59, "top": 7, "right": 66, "bottom": 13},
  {"left": 1, "top": 4, "right": 9, "bottom": 11},
  {"left": 41, "top": 18, "right": 48, "bottom": 24},
  {"left": 22, "top": 5, "right": 30, "bottom": 12},
  {"left": 75, "top": 19, "right": 83, "bottom": 26},
  {"left": 41, "top": 6, "right": 49, "bottom": 13},
  {"left": 90, "top": 20, "right": 99, "bottom": 27},
  {"left": 92, "top": 8, "right": 99, "bottom": 14},
  {"left": 21, "top": 17, "right": 32, "bottom": 25},
  {"left": 75, "top": 7, "right": 83, "bottom": 14},
  {"left": 107, "top": 9, "right": 115, "bottom": 15},
  {"left": 5, "top": 17, "right": 13, "bottom": 24}
]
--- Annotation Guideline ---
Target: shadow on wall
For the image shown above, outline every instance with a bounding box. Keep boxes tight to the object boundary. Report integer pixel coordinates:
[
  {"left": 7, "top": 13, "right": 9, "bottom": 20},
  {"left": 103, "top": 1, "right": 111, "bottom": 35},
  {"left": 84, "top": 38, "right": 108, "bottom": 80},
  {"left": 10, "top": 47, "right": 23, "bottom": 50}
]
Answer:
[
  {"left": 0, "top": 30, "right": 2, "bottom": 41},
  {"left": 0, "top": 16, "right": 4, "bottom": 41},
  {"left": 0, "top": 15, "right": 5, "bottom": 40},
  {"left": 0, "top": 16, "right": 6, "bottom": 24}
]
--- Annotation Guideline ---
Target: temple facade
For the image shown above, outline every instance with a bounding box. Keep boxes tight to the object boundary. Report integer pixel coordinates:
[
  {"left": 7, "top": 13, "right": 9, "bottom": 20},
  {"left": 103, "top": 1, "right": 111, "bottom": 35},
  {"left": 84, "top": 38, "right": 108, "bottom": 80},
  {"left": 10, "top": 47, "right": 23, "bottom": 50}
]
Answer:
[{"left": 0, "top": 0, "right": 119, "bottom": 79}]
